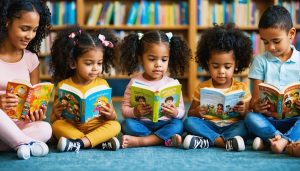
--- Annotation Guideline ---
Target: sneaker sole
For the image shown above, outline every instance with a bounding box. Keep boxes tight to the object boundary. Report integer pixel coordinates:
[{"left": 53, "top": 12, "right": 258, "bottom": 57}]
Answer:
[
  {"left": 234, "top": 136, "right": 245, "bottom": 151},
  {"left": 183, "top": 135, "right": 193, "bottom": 149},
  {"left": 17, "top": 145, "right": 30, "bottom": 160},
  {"left": 112, "top": 137, "right": 120, "bottom": 151},
  {"left": 30, "top": 142, "right": 49, "bottom": 157},
  {"left": 57, "top": 137, "right": 67, "bottom": 152}
]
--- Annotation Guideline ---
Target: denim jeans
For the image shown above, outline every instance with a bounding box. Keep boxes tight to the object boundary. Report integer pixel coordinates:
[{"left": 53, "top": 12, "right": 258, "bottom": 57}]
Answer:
[
  {"left": 184, "top": 117, "right": 249, "bottom": 146},
  {"left": 245, "top": 112, "right": 300, "bottom": 143},
  {"left": 121, "top": 118, "right": 183, "bottom": 141}
]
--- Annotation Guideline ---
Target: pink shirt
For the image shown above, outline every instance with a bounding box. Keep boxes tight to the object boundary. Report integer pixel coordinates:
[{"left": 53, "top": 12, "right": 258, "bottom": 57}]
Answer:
[
  {"left": 0, "top": 49, "right": 39, "bottom": 95},
  {"left": 121, "top": 74, "right": 185, "bottom": 121}
]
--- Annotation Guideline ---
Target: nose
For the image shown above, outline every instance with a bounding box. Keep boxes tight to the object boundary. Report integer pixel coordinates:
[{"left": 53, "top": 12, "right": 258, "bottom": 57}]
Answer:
[
  {"left": 155, "top": 60, "right": 162, "bottom": 68},
  {"left": 218, "top": 67, "right": 225, "bottom": 74},
  {"left": 267, "top": 43, "right": 276, "bottom": 51}
]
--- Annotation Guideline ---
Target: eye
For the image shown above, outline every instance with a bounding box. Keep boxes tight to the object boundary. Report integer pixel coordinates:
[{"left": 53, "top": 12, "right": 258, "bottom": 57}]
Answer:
[
  {"left": 162, "top": 58, "right": 168, "bottom": 62},
  {"left": 263, "top": 41, "right": 268, "bottom": 45},
  {"left": 274, "top": 40, "right": 281, "bottom": 44},
  {"left": 21, "top": 27, "right": 30, "bottom": 31}
]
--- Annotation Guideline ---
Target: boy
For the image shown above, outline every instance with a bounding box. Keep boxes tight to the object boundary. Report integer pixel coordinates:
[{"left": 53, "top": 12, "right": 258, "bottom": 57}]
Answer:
[{"left": 245, "top": 5, "right": 300, "bottom": 154}]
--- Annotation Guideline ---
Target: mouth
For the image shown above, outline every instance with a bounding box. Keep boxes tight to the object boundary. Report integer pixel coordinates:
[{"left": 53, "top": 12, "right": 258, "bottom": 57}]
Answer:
[{"left": 21, "top": 40, "right": 30, "bottom": 46}]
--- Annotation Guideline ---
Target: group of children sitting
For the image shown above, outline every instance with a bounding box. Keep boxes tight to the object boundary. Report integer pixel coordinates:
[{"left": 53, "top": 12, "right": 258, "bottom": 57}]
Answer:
[{"left": 0, "top": 0, "right": 299, "bottom": 160}]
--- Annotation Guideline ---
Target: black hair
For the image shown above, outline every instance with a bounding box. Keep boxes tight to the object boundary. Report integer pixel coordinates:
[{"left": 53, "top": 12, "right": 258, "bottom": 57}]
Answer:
[
  {"left": 258, "top": 5, "right": 293, "bottom": 32},
  {"left": 196, "top": 24, "right": 252, "bottom": 73},
  {"left": 165, "top": 96, "right": 174, "bottom": 102},
  {"left": 0, "top": 0, "right": 51, "bottom": 53},
  {"left": 120, "top": 30, "right": 191, "bottom": 77},
  {"left": 50, "top": 25, "right": 118, "bottom": 83},
  {"left": 135, "top": 95, "right": 146, "bottom": 102}
]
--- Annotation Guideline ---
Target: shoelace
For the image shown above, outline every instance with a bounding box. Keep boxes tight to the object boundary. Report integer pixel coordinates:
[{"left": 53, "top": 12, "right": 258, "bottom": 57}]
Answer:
[
  {"left": 67, "top": 142, "right": 80, "bottom": 153},
  {"left": 101, "top": 142, "right": 112, "bottom": 150},
  {"left": 225, "top": 140, "right": 233, "bottom": 151},
  {"left": 194, "top": 138, "right": 209, "bottom": 149}
]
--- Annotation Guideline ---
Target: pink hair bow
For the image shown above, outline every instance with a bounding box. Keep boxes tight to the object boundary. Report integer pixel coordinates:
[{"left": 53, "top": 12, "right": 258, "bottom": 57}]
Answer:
[{"left": 98, "top": 34, "right": 114, "bottom": 48}]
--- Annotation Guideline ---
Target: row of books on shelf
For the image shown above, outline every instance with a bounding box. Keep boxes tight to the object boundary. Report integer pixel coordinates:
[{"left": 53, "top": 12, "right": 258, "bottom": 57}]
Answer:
[
  {"left": 46, "top": 1, "right": 76, "bottom": 26},
  {"left": 86, "top": 0, "right": 188, "bottom": 26},
  {"left": 277, "top": 0, "right": 300, "bottom": 25}
]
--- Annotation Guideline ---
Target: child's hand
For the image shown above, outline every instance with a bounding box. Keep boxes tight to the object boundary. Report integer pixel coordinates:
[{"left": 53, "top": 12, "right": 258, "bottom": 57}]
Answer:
[
  {"left": 99, "top": 103, "right": 116, "bottom": 120},
  {"left": 253, "top": 99, "right": 272, "bottom": 116},
  {"left": 195, "top": 105, "right": 208, "bottom": 118},
  {"left": 52, "top": 100, "right": 65, "bottom": 120},
  {"left": 134, "top": 104, "right": 152, "bottom": 118},
  {"left": 161, "top": 103, "right": 178, "bottom": 118},
  {"left": 0, "top": 93, "right": 18, "bottom": 110},
  {"left": 26, "top": 105, "right": 47, "bottom": 122},
  {"left": 233, "top": 101, "right": 246, "bottom": 116},
  {"left": 294, "top": 100, "right": 300, "bottom": 110}
]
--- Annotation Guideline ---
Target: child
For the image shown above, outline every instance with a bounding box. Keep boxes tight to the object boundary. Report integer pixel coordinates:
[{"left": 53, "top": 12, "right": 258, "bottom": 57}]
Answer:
[
  {"left": 50, "top": 25, "right": 121, "bottom": 152},
  {"left": 183, "top": 24, "right": 252, "bottom": 151},
  {"left": 0, "top": 0, "right": 52, "bottom": 159},
  {"left": 120, "top": 30, "right": 191, "bottom": 148},
  {"left": 245, "top": 5, "right": 300, "bottom": 154}
]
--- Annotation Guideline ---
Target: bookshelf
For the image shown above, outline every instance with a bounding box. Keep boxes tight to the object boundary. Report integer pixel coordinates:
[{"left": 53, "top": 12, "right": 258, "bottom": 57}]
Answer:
[{"left": 40, "top": 0, "right": 300, "bottom": 101}]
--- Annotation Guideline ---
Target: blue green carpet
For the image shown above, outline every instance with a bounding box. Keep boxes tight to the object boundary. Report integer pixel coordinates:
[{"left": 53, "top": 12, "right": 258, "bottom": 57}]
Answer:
[{"left": 0, "top": 102, "right": 299, "bottom": 171}]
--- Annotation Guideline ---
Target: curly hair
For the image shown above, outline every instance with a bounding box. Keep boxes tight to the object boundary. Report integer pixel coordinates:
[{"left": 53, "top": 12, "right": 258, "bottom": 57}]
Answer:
[
  {"left": 0, "top": 0, "right": 51, "bottom": 53},
  {"left": 120, "top": 30, "right": 192, "bottom": 77},
  {"left": 196, "top": 24, "right": 252, "bottom": 74},
  {"left": 50, "top": 25, "right": 118, "bottom": 83},
  {"left": 259, "top": 5, "right": 293, "bottom": 32}
]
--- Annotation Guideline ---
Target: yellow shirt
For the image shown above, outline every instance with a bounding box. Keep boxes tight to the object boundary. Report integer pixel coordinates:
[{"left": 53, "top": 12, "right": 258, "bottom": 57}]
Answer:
[
  {"left": 192, "top": 78, "right": 251, "bottom": 126},
  {"left": 51, "top": 77, "right": 110, "bottom": 123}
]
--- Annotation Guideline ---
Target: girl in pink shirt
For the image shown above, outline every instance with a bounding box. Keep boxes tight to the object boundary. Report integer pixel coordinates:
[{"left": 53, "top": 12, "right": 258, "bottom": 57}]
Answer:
[
  {"left": 0, "top": 0, "right": 52, "bottom": 160},
  {"left": 120, "top": 30, "right": 191, "bottom": 148}
]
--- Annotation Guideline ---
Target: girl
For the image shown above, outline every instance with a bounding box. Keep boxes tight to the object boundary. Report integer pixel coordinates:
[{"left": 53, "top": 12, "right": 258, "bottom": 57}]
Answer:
[
  {"left": 120, "top": 30, "right": 191, "bottom": 148},
  {"left": 50, "top": 26, "right": 121, "bottom": 152},
  {"left": 0, "top": 0, "right": 52, "bottom": 160},
  {"left": 183, "top": 24, "right": 252, "bottom": 151}
]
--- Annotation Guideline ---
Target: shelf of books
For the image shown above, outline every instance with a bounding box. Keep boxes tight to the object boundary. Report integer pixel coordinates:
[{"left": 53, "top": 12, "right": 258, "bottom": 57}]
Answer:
[{"left": 40, "top": 0, "right": 300, "bottom": 101}]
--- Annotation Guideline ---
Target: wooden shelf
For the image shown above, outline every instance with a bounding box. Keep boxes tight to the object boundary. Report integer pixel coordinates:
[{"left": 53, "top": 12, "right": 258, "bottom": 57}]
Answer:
[{"left": 82, "top": 25, "right": 189, "bottom": 31}]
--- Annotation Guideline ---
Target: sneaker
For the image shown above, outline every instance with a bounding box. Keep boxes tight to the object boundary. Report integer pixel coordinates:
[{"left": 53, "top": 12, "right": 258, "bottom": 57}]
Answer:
[
  {"left": 183, "top": 135, "right": 209, "bottom": 149},
  {"left": 164, "top": 134, "right": 182, "bottom": 147},
  {"left": 286, "top": 142, "right": 300, "bottom": 157},
  {"left": 252, "top": 137, "right": 265, "bottom": 151},
  {"left": 57, "top": 137, "right": 81, "bottom": 152},
  {"left": 97, "top": 137, "right": 120, "bottom": 151},
  {"left": 225, "top": 136, "right": 245, "bottom": 151},
  {"left": 17, "top": 141, "right": 49, "bottom": 160}
]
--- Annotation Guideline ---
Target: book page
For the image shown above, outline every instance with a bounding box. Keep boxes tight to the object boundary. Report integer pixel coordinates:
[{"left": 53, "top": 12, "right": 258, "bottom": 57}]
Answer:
[
  {"left": 282, "top": 84, "right": 300, "bottom": 119},
  {"left": 200, "top": 88, "right": 226, "bottom": 119}
]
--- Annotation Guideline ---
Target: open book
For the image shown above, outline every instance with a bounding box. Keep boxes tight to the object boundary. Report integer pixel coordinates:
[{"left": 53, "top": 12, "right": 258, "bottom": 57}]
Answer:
[
  {"left": 200, "top": 87, "right": 245, "bottom": 123},
  {"left": 258, "top": 82, "right": 300, "bottom": 119},
  {"left": 58, "top": 84, "right": 112, "bottom": 123},
  {"left": 130, "top": 80, "right": 181, "bottom": 122},
  {"left": 6, "top": 80, "right": 54, "bottom": 121}
]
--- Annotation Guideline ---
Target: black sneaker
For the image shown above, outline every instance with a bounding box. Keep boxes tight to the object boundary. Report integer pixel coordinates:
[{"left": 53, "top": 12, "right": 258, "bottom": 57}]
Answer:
[
  {"left": 97, "top": 137, "right": 120, "bottom": 151},
  {"left": 183, "top": 135, "right": 209, "bottom": 149},
  {"left": 57, "top": 137, "right": 81, "bottom": 152},
  {"left": 225, "top": 136, "right": 245, "bottom": 151}
]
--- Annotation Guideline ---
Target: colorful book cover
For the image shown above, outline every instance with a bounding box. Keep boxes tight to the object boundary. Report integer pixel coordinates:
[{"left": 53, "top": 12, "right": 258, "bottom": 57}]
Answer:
[
  {"left": 200, "top": 87, "right": 245, "bottom": 126},
  {"left": 58, "top": 84, "right": 112, "bottom": 123},
  {"left": 259, "top": 82, "right": 300, "bottom": 119},
  {"left": 6, "top": 80, "right": 54, "bottom": 121},
  {"left": 130, "top": 80, "right": 181, "bottom": 122}
]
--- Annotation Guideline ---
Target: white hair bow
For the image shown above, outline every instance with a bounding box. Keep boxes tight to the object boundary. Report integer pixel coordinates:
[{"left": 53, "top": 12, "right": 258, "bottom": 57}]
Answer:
[
  {"left": 166, "top": 32, "right": 173, "bottom": 42},
  {"left": 137, "top": 33, "right": 144, "bottom": 40}
]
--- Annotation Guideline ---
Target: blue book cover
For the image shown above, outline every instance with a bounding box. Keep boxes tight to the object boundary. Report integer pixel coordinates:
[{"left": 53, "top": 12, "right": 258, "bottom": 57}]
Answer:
[
  {"left": 154, "top": 1, "right": 160, "bottom": 25},
  {"left": 126, "top": 2, "right": 139, "bottom": 25},
  {"left": 58, "top": 84, "right": 112, "bottom": 123}
]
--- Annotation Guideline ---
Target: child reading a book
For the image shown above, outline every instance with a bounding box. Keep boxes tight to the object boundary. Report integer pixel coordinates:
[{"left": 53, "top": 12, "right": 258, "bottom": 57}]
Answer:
[
  {"left": 183, "top": 24, "right": 252, "bottom": 152},
  {"left": 50, "top": 25, "right": 121, "bottom": 152},
  {"left": 0, "top": 0, "right": 52, "bottom": 160},
  {"left": 245, "top": 5, "right": 300, "bottom": 154},
  {"left": 120, "top": 30, "right": 191, "bottom": 148}
]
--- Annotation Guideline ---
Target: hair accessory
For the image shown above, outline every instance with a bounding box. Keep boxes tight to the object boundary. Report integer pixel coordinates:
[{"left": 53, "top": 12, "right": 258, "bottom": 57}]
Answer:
[
  {"left": 166, "top": 32, "right": 173, "bottom": 42},
  {"left": 68, "top": 32, "right": 76, "bottom": 38},
  {"left": 137, "top": 33, "right": 144, "bottom": 40},
  {"left": 98, "top": 34, "right": 114, "bottom": 48}
]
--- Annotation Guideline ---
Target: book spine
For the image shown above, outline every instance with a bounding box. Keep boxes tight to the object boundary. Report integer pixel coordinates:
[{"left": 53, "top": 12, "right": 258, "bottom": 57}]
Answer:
[
  {"left": 277, "top": 95, "right": 283, "bottom": 119},
  {"left": 81, "top": 99, "right": 85, "bottom": 123},
  {"left": 21, "top": 89, "right": 33, "bottom": 117},
  {"left": 153, "top": 93, "right": 160, "bottom": 122}
]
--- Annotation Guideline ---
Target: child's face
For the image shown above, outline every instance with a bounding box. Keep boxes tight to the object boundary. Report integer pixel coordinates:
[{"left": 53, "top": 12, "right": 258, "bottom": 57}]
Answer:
[
  {"left": 73, "top": 48, "right": 103, "bottom": 84},
  {"left": 6, "top": 11, "right": 40, "bottom": 50},
  {"left": 208, "top": 50, "right": 235, "bottom": 89},
  {"left": 141, "top": 43, "right": 170, "bottom": 81},
  {"left": 259, "top": 27, "right": 295, "bottom": 60}
]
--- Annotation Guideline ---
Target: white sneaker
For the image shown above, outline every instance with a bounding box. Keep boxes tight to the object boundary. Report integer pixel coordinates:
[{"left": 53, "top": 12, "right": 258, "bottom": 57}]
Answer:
[
  {"left": 17, "top": 141, "right": 49, "bottom": 160},
  {"left": 57, "top": 137, "right": 81, "bottom": 152},
  {"left": 252, "top": 137, "right": 264, "bottom": 151}
]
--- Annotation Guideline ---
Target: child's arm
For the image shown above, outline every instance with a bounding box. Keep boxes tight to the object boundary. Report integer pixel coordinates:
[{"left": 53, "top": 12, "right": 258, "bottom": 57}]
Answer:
[
  {"left": 29, "top": 66, "right": 39, "bottom": 85},
  {"left": 188, "top": 100, "right": 207, "bottom": 118},
  {"left": 0, "top": 93, "right": 18, "bottom": 111},
  {"left": 250, "top": 79, "right": 272, "bottom": 115},
  {"left": 99, "top": 103, "right": 117, "bottom": 120}
]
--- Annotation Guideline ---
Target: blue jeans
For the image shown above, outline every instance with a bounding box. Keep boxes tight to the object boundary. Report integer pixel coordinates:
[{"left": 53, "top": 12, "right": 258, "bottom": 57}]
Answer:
[
  {"left": 121, "top": 118, "right": 183, "bottom": 141},
  {"left": 184, "top": 117, "right": 249, "bottom": 146},
  {"left": 245, "top": 112, "right": 300, "bottom": 143}
]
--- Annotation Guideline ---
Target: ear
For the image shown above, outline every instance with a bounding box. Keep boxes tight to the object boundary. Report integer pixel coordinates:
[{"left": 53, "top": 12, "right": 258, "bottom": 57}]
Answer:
[
  {"left": 69, "top": 61, "right": 76, "bottom": 69},
  {"left": 288, "top": 27, "right": 296, "bottom": 41}
]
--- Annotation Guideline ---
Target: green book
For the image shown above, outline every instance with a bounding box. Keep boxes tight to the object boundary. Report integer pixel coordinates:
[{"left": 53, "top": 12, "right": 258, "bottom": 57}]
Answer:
[{"left": 130, "top": 80, "right": 181, "bottom": 122}]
